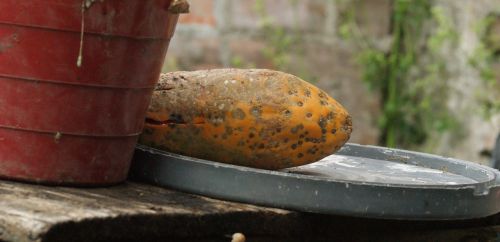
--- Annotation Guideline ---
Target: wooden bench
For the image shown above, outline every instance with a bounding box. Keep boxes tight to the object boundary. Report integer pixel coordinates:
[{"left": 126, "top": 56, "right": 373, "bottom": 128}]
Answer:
[{"left": 0, "top": 180, "right": 498, "bottom": 242}]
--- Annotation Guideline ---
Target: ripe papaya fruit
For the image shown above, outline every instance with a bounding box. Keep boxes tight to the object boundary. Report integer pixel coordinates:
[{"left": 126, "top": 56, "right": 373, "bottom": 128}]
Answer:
[{"left": 139, "top": 69, "right": 352, "bottom": 169}]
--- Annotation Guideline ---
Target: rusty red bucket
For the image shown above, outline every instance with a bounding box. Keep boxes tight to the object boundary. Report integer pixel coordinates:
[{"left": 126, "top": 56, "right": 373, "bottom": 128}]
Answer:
[{"left": 0, "top": 0, "right": 184, "bottom": 185}]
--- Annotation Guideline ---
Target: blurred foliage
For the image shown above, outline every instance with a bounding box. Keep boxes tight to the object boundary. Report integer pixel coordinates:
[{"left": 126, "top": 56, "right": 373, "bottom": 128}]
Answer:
[
  {"left": 244, "top": 0, "right": 318, "bottom": 83},
  {"left": 254, "top": 0, "right": 293, "bottom": 70},
  {"left": 226, "top": 0, "right": 498, "bottom": 150},
  {"left": 470, "top": 14, "right": 500, "bottom": 119},
  {"left": 162, "top": 57, "right": 180, "bottom": 72},
  {"left": 230, "top": 55, "right": 256, "bottom": 69},
  {"left": 339, "top": 0, "right": 459, "bottom": 149}
]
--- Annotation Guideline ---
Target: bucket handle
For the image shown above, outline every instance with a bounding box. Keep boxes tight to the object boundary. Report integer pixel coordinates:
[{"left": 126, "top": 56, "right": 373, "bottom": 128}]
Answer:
[{"left": 169, "top": 0, "right": 190, "bottom": 14}]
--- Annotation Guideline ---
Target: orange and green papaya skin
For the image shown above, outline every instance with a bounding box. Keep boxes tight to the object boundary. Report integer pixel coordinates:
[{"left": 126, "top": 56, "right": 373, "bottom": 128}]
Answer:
[{"left": 139, "top": 69, "right": 352, "bottom": 170}]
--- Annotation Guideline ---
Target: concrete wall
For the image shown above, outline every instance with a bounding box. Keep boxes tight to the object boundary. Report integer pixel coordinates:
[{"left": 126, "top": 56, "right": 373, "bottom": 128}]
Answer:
[
  {"left": 164, "top": 0, "right": 500, "bottom": 164},
  {"left": 431, "top": 0, "right": 500, "bottom": 165}
]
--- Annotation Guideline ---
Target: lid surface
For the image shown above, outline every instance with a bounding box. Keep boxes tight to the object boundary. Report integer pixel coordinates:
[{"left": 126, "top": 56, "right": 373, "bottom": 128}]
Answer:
[{"left": 130, "top": 143, "right": 500, "bottom": 220}]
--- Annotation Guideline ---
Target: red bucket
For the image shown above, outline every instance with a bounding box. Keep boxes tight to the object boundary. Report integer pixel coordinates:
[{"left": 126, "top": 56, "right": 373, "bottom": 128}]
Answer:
[{"left": 0, "top": 0, "right": 184, "bottom": 185}]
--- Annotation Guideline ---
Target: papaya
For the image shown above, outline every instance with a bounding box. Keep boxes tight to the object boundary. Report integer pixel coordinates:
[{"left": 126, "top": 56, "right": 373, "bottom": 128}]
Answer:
[{"left": 139, "top": 69, "right": 352, "bottom": 170}]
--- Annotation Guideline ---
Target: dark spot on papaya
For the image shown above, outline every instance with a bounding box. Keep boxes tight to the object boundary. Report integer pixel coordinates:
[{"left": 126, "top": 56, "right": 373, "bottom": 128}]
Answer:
[
  {"left": 304, "top": 89, "right": 311, "bottom": 97},
  {"left": 344, "top": 115, "right": 352, "bottom": 127},
  {"left": 322, "top": 129, "right": 327, "bottom": 134},
  {"left": 318, "top": 117, "right": 327, "bottom": 129},
  {"left": 331, "top": 128, "right": 337, "bottom": 134},
  {"left": 306, "top": 112, "right": 313, "bottom": 118},
  {"left": 297, "top": 101, "right": 303, "bottom": 107},
  {"left": 283, "top": 110, "right": 292, "bottom": 118},
  {"left": 299, "top": 134, "right": 304, "bottom": 139},
  {"left": 288, "top": 90, "right": 294, "bottom": 95},
  {"left": 327, "top": 111, "right": 335, "bottom": 120},
  {"left": 276, "top": 128, "right": 282, "bottom": 133},
  {"left": 298, "top": 140, "right": 303, "bottom": 145},
  {"left": 307, "top": 148, "right": 317, "bottom": 154},
  {"left": 284, "top": 138, "right": 289, "bottom": 143},
  {"left": 231, "top": 108, "right": 246, "bottom": 120},
  {"left": 213, "top": 134, "right": 218, "bottom": 139},
  {"left": 249, "top": 133, "right": 255, "bottom": 139},
  {"left": 297, "top": 153, "right": 304, "bottom": 158},
  {"left": 341, "top": 117, "right": 353, "bottom": 133},
  {"left": 318, "top": 92, "right": 326, "bottom": 99},
  {"left": 250, "top": 106, "right": 262, "bottom": 118},
  {"left": 291, "top": 144, "right": 297, "bottom": 149},
  {"left": 290, "top": 124, "right": 305, "bottom": 134},
  {"left": 320, "top": 100, "right": 327, "bottom": 106}
]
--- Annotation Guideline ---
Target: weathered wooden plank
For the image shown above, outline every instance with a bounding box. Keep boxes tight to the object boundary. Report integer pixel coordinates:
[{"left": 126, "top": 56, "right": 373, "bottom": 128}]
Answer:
[
  {"left": 0, "top": 180, "right": 289, "bottom": 242},
  {"left": 0, "top": 180, "right": 498, "bottom": 242}
]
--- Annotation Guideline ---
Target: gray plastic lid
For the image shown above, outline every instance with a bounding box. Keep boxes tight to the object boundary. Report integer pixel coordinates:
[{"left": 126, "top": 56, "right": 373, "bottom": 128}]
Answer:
[{"left": 130, "top": 143, "right": 500, "bottom": 220}]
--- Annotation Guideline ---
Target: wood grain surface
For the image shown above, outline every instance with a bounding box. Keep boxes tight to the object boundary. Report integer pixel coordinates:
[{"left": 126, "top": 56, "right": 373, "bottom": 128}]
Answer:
[{"left": 0, "top": 180, "right": 498, "bottom": 242}]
